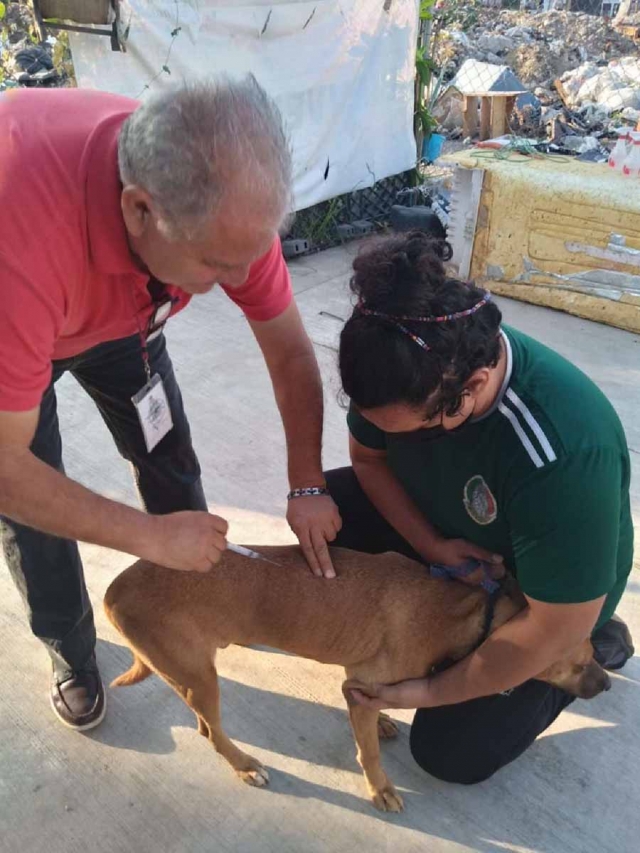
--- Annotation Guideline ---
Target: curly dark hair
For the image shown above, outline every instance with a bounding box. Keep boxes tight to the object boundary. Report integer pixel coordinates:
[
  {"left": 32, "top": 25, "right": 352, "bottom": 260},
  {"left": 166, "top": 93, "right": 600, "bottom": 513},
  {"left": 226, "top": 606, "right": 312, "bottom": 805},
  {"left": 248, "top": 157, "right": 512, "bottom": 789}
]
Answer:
[{"left": 339, "top": 231, "right": 502, "bottom": 418}]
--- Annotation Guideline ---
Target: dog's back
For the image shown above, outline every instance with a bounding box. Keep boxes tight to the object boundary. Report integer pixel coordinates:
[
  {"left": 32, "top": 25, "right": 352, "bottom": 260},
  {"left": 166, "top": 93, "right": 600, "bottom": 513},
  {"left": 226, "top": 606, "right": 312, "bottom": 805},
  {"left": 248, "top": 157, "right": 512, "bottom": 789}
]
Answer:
[{"left": 105, "top": 545, "right": 491, "bottom": 675}]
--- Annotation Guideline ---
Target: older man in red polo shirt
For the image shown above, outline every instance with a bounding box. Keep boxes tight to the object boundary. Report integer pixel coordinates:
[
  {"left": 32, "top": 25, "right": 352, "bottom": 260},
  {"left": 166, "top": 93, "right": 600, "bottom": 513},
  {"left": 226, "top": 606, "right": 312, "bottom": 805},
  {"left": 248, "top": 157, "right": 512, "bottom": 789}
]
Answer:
[{"left": 0, "top": 78, "right": 341, "bottom": 730}]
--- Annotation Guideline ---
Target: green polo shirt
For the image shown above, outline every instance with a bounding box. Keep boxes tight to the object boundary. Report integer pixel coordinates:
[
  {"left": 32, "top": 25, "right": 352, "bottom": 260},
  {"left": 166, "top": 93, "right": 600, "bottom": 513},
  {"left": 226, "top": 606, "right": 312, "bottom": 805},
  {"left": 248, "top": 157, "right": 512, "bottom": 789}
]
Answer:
[{"left": 347, "top": 326, "right": 634, "bottom": 629}]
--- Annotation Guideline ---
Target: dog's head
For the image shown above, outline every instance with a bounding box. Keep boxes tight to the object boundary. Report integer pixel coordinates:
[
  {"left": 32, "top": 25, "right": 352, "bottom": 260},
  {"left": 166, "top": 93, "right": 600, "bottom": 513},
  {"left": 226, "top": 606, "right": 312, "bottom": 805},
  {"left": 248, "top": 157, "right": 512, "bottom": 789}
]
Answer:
[{"left": 536, "top": 638, "right": 611, "bottom": 699}]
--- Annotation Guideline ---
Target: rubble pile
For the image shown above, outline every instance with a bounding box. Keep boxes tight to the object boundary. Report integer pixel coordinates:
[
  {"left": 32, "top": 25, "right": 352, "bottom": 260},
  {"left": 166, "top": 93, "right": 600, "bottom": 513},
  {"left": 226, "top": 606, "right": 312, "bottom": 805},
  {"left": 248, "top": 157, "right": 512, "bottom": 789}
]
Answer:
[
  {"left": 431, "top": 8, "right": 640, "bottom": 145},
  {"left": 559, "top": 57, "right": 640, "bottom": 118},
  {"left": 435, "top": 9, "right": 638, "bottom": 90}
]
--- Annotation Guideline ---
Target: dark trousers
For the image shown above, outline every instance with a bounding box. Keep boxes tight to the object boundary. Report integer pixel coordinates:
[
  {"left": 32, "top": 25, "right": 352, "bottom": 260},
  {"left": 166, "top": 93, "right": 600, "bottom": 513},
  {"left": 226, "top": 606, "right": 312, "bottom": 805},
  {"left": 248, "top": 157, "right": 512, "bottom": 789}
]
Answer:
[
  {"left": 324, "top": 466, "right": 576, "bottom": 785},
  {"left": 1, "top": 334, "right": 206, "bottom": 678}
]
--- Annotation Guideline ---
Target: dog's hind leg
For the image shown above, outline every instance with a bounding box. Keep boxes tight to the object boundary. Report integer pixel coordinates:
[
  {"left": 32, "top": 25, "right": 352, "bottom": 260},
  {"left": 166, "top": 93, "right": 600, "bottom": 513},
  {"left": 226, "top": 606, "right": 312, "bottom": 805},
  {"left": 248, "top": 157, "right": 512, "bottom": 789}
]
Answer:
[
  {"left": 342, "top": 679, "right": 404, "bottom": 812},
  {"left": 184, "top": 668, "right": 270, "bottom": 788},
  {"left": 165, "top": 679, "right": 211, "bottom": 739}
]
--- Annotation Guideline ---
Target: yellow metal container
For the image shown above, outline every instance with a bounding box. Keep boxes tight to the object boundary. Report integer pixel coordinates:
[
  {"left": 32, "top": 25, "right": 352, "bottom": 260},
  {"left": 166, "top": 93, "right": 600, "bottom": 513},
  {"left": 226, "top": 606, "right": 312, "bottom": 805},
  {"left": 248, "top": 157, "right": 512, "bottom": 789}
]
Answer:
[{"left": 443, "top": 151, "right": 640, "bottom": 334}]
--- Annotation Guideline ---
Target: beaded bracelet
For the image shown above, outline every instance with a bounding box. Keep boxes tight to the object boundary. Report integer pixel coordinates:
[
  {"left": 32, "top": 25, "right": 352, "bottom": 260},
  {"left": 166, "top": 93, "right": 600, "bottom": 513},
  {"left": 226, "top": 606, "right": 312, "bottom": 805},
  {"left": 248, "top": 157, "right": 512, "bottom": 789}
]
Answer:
[{"left": 287, "top": 486, "right": 330, "bottom": 500}]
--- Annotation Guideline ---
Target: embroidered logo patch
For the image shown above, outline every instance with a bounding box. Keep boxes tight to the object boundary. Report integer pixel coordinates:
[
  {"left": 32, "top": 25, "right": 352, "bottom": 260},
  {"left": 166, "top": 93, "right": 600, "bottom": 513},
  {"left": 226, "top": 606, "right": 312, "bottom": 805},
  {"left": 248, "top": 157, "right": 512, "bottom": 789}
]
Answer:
[{"left": 463, "top": 475, "right": 497, "bottom": 526}]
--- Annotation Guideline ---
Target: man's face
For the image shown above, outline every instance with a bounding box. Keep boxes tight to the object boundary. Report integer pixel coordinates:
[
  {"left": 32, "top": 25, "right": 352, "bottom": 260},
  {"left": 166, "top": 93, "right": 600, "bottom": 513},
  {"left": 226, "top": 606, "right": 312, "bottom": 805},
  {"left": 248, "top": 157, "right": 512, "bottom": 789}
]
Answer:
[{"left": 121, "top": 188, "right": 279, "bottom": 293}]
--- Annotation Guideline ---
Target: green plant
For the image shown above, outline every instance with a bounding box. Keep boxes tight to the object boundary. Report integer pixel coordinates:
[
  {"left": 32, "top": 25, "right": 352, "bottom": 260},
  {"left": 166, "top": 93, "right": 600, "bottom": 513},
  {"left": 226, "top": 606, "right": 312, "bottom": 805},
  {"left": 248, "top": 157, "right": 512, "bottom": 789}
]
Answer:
[
  {"left": 434, "top": 0, "right": 482, "bottom": 33},
  {"left": 414, "top": 0, "right": 442, "bottom": 147},
  {"left": 419, "top": 0, "right": 435, "bottom": 20},
  {"left": 305, "top": 196, "right": 344, "bottom": 245},
  {"left": 416, "top": 45, "right": 447, "bottom": 136},
  {"left": 414, "top": 0, "right": 483, "bottom": 153}
]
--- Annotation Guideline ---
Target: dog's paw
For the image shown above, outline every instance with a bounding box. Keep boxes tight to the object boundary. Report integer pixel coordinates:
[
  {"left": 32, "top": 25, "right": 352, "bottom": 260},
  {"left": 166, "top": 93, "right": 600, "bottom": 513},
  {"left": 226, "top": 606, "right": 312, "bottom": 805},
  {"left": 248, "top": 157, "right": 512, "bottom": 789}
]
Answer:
[
  {"left": 236, "top": 757, "right": 270, "bottom": 788},
  {"left": 377, "top": 712, "right": 399, "bottom": 740},
  {"left": 371, "top": 783, "right": 404, "bottom": 813}
]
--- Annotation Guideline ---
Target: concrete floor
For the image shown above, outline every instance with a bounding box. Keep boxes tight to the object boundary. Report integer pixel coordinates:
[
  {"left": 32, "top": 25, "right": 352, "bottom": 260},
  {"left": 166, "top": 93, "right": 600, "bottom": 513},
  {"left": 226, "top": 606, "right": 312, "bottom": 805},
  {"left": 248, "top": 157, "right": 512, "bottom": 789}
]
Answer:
[{"left": 1, "top": 244, "right": 638, "bottom": 853}]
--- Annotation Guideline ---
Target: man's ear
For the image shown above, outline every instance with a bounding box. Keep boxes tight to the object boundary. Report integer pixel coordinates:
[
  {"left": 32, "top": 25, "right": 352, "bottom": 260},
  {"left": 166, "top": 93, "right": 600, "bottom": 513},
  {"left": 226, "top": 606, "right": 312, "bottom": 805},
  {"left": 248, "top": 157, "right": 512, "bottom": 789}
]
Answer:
[{"left": 121, "top": 185, "right": 155, "bottom": 238}]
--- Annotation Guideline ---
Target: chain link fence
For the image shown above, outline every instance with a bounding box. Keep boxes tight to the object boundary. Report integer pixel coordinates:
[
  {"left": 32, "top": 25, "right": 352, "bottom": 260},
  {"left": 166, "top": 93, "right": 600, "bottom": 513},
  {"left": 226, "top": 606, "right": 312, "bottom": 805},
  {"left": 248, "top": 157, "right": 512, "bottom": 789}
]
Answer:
[{"left": 421, "top": 0, "right": 640, "bottom": 152}]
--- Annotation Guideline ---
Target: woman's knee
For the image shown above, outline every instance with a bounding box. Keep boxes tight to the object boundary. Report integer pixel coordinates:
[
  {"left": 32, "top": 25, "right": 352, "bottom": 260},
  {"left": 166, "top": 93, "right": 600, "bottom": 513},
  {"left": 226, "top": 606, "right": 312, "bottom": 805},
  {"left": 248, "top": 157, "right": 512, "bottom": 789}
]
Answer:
[
  {"left": 409, "top": 747, "right": 500, "bottom": 786},
  {"left": 409, "top": 727, "right": 501, "bottom": 785}
]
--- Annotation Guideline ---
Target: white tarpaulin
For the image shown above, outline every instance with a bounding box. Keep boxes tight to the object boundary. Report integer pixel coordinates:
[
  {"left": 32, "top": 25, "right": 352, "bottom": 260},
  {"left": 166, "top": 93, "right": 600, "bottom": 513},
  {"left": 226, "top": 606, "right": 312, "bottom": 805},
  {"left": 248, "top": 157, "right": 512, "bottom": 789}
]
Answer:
[{"left": 69, "top": 0, "right": 419, "bottom": 211}]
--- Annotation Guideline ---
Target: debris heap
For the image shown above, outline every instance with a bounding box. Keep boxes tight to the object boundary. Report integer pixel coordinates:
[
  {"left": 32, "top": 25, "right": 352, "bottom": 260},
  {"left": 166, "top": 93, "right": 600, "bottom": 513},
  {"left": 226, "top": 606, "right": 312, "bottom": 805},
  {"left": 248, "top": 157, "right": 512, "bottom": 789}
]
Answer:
[
  {"left": 431, "top": 8, "right": 640, "bottom": 142},
  {"left": 435, "top": 9, "right": 638, "bottom": 90}
]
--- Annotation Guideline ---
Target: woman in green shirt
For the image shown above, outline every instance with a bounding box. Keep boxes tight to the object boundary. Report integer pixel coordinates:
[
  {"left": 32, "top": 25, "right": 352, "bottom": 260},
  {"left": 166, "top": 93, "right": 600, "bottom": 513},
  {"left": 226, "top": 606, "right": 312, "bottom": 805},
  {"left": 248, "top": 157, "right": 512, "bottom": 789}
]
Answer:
[{"left": 325, "top": 230, "right": 634, "bottom": 783}]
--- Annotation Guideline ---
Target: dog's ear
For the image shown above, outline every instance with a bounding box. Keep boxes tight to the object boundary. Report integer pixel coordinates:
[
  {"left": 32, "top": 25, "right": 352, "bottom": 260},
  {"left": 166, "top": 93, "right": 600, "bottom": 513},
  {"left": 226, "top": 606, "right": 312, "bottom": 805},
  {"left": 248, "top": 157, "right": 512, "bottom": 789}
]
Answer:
[
  {"left": 577, "top": 659, "right": 611, "bottom": 699},
  {"left": 535, "top": 639, "right": 611, "bottom": 699}
]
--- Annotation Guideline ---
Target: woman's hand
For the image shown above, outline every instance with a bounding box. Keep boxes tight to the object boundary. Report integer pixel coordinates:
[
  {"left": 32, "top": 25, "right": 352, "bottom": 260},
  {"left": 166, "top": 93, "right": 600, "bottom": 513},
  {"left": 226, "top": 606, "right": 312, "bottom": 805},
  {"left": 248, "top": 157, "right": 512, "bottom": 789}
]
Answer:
[
  {"left": 349, "top": 678, "right": 433, "bottom": 711},
  {"left": 428, "top": 537, "right": 504, "bottom": 583}
]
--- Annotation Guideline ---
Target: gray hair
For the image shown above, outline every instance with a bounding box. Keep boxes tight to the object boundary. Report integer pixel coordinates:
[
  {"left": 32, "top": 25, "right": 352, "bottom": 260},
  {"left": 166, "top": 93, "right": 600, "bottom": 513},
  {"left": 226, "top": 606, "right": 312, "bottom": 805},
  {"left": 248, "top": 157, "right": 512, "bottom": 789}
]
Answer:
[{"left": 118, "top": 76, "right": 292, "bottom": 240}]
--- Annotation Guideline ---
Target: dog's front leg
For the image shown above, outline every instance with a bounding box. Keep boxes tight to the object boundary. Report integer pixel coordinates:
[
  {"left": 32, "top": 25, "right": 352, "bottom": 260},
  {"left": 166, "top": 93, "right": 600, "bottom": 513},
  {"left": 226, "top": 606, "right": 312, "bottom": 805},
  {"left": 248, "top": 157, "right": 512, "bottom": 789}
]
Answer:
[{"left": 342, "top": 680, "right": 404, "bottom": 812}]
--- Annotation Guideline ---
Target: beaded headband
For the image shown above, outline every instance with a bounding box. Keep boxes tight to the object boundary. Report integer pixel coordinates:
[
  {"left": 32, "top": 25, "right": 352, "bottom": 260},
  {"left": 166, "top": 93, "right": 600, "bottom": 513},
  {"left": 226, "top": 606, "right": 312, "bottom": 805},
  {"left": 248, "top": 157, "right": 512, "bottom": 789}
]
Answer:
[{"left": 356, "top": 291, "right": 492, "bottom": 352}]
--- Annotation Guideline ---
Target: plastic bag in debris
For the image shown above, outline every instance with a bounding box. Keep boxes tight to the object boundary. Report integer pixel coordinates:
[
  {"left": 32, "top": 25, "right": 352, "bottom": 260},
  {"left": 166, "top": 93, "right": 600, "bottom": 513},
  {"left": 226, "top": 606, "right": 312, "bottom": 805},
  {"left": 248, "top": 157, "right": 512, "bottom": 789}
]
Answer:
[{"left": 560, "top": 57, "right": 640, "bottom": 112}]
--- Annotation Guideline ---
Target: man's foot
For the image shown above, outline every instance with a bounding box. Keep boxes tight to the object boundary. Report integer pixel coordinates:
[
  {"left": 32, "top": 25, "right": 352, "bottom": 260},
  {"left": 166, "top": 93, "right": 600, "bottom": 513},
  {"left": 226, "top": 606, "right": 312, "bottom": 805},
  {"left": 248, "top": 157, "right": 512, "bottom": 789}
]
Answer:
[
  {"left": 592, "top": 615, "right": 635, "bottom": 672},
  {"left": 50, "top": 660, "right": 106, "bottom": 731}
]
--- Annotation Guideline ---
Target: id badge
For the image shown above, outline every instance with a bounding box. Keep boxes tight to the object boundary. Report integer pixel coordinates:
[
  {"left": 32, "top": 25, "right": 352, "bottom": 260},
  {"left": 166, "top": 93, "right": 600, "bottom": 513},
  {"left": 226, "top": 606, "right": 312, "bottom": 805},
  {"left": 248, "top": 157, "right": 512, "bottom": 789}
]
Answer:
[{"left": 132, "top": 373, "right": 173, "bottom": 453}]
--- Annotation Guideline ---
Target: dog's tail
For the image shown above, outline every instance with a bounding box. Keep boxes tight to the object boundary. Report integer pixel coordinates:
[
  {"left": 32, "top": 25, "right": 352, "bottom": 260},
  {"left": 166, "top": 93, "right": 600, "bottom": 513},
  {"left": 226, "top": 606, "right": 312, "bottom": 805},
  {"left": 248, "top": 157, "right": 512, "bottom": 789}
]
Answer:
[{"left": 111, "top": 654, "right": 152, "bottom": 688}]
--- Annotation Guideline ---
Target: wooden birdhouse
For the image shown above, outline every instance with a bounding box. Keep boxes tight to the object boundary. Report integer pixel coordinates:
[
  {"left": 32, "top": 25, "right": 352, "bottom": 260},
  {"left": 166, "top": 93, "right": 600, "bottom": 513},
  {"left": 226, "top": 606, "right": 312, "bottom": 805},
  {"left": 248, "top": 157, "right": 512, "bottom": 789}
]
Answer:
[{"left": 448, "top": 60, "right": 528, "bottom": 141}]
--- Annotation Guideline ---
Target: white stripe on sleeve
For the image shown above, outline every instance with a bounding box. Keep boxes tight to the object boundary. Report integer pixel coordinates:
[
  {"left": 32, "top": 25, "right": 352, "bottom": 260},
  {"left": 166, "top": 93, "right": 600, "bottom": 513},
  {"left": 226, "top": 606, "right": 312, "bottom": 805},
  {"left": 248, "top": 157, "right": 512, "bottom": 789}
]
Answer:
[
  {"left": 506, "top": 388, "right": 557, "bottom": 463},
  {"left": 498, "top": 402, "right": 544, "bottom": 469}
]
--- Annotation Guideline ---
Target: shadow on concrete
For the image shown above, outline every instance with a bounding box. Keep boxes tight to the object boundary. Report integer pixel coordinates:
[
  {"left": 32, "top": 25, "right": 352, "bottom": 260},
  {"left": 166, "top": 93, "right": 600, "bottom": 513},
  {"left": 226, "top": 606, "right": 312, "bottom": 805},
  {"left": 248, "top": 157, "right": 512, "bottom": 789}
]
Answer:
[{"left": 91, "top": 638, "right": 637, "bottom": 852}]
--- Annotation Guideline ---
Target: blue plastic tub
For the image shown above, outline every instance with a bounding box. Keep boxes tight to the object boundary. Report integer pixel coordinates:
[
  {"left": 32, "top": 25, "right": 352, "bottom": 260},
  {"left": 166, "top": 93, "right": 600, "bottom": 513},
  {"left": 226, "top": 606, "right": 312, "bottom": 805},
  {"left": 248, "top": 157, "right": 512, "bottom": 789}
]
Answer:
[{"left": 422, "top": 133, "right": 445, "bottom": 163}]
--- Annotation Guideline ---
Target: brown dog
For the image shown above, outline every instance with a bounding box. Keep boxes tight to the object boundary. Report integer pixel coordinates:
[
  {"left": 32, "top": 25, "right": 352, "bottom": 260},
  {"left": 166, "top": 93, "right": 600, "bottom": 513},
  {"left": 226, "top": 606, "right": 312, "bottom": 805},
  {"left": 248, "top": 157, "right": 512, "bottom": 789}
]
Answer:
[{"left": 104, "top": 546, "right": 610, "bottom": 812}]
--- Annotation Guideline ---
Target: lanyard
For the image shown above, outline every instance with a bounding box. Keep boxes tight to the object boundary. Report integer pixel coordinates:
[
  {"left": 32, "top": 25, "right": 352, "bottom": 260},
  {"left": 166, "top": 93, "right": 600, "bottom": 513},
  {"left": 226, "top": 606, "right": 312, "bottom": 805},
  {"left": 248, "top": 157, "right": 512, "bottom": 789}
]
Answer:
[
  {"left": 131, "top": 279, "right": 177, "bottom": 384},
  {"left": 132, "top": 290, "right": 153, "bottom": 384}
]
